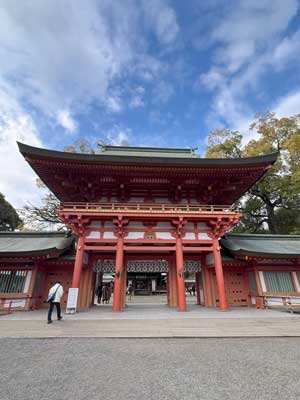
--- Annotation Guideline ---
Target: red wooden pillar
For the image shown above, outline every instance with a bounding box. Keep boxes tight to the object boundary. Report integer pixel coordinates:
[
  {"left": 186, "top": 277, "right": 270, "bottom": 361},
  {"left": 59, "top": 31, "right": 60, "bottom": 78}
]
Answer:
[
  {"left": 168, "top": 261, "right": 177, "bottom": 308},
  {"left": 201, "top": 255, "right": 212, "bottom": 307},
  {"left": 176, "top": 236, "right": 186, "bottom": 311},
  {"left": 195, "top": 272, "right": 201, "bottom": 305},
  {"left": 213, "top": 238, "right": 228, "bottom": 311},
  {"left": 121, "top": 261, "right": 127, "bottom": 309},
  {"left": 113, "top": 235, "right": 124, "bottom": 311},
  {"left": 72, "top": 235, "right": 85, "bottom": 288}
]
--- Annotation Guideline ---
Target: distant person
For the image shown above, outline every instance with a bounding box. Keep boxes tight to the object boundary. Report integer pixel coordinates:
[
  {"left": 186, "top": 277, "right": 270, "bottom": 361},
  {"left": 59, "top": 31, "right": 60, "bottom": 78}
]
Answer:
[
  {"left": 192, "top": 284, "right": 196, "bottom": 296},
  {"left": 188, "top": 285, "right": 193, "bottom": 296},
  {"left": 127, "top": 284, "right": 133, "bottom": 300},
  {"left": 47, "top": 281, "right": 63, "bottom": 324},
  {"left": 102, "top": 285, "right": 108, "bottom": 304},
  {"left": 102, "top": 284, "right": 111, "bottom": 304},
  {"left": 107, "top": 285, "right": 112, "bottom": 303},
  {"left": 96, "top": 284, "right": 103, "bottom": 304}
]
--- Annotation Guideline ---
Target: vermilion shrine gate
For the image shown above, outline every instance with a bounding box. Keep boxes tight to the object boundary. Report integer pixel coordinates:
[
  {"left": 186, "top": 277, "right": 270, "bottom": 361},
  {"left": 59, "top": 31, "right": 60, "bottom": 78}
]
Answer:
[{"left": 17, "top": 143, "right": 278, "bottom": 311}]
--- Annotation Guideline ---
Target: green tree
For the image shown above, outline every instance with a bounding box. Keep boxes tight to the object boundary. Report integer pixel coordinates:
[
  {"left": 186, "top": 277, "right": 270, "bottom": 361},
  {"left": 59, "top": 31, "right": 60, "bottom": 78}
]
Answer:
[
  {"left": 0, "top": 193, "right": 22, "bottom": 231},
  {"left": 206, "top": 113, "right": 300, "bottom": 234}
]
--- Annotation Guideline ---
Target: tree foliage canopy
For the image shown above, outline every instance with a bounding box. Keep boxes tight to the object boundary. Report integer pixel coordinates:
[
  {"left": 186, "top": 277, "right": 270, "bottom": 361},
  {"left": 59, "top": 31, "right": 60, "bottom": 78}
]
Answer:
[
  {"left": 206, "top": 112, "right": 300, "bottom": 234},
  {"left": 0, "top": 193, "right": 22, "bottom": 231}
]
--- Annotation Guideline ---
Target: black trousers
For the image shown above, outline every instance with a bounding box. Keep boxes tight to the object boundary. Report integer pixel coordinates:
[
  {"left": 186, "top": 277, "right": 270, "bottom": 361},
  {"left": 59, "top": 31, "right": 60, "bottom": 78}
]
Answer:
[{"left": 48, "top": 302, "right": 61, "bottom": 321}]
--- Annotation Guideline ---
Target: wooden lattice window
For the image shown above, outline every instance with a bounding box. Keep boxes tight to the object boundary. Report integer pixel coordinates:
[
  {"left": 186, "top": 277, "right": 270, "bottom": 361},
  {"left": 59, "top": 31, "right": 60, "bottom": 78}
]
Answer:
[
  {"left": 0, "top": 270, "right": 27, "bottom": 293},
  {"left": 264, "top": 272, "right": 294, "bottom": 292}
]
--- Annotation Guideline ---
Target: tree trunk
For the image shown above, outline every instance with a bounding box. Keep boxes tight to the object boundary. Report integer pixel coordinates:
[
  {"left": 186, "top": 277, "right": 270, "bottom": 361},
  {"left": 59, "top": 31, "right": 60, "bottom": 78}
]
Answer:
[{"left": 265, "top": 202, "right": 279, "bottom": 234}]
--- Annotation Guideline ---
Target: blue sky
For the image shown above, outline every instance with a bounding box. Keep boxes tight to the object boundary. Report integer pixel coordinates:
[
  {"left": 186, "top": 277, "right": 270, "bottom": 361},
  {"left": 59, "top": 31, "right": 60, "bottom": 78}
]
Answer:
[{"left": 0, "top": 0, "right": 300, "bottom": 207}]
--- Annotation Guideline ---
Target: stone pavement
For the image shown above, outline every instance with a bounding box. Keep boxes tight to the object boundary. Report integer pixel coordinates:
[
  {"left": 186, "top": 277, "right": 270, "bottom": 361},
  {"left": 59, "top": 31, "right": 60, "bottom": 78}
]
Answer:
[
  {"left": 2, "top": 337, "right": 300, "bottom": 400},
  {"left": 1, "top": 301, "right": 300, "bottom": 338}
]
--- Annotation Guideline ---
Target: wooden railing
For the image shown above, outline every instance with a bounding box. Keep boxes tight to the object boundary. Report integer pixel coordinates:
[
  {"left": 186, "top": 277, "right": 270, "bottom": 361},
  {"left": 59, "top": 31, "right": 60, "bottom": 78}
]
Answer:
[{"left": 61, "top": 202, "right": 237, "bottom": 214}]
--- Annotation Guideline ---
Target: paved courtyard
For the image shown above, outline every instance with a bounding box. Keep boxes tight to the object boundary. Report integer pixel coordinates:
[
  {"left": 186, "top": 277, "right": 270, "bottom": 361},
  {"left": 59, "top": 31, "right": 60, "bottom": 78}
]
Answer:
[
  {"left": 1, "top": 337, "right": 300, "bottom": 400},
  {"left": 1, "top": 299, "right": 300, "bottom": 338}
]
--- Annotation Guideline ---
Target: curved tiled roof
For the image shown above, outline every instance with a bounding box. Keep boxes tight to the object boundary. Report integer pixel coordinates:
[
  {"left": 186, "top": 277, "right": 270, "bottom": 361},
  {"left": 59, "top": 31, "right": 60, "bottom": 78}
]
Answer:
[
  {"left": 0, "top": 232, "right": 73, "bottom": 257},
  {"left": 18, "top": 142, "right": 278, "bottom": 166},
  {"left": 221, "top": 233, "right": 300, "bottom": 258}
]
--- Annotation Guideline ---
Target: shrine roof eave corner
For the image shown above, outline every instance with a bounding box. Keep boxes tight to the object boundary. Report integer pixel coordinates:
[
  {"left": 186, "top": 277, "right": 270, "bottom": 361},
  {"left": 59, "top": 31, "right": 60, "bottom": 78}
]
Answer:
[
  {"left": 221, "top": 233, "right": 300, "bottom": 259},
  {"left": 0, "top": 231, "right": 74, "bottom": 258},
  {"left": 17, "top": 142, "right": 279, "bottom": 167}
]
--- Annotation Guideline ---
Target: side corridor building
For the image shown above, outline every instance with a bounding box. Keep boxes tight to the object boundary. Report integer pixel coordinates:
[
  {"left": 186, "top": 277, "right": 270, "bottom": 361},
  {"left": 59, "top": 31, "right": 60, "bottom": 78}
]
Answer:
[{"left": 0, "top": 143, "right": 299, "bottom": 312}]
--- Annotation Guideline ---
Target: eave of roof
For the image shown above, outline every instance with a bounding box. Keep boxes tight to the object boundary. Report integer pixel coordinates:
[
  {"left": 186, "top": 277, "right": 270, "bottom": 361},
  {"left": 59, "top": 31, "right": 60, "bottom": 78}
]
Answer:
[
  {"left": 0, "top": 231, "right": 73, "bottom": 257},
  {"left": 18, "top": 142, "right": 279, "bottom": 167},
  {"left": 221, "top": 233, "right": 300, "bottom": 258}
]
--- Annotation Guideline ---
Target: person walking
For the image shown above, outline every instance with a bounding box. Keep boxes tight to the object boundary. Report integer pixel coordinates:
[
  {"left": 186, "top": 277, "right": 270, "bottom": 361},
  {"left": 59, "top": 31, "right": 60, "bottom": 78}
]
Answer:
[
  {"left": 102, "top": 284, "right": 108, "bottom": 304},
  {"left": 127, "top": 284, "right": 133, "bottom": 301},
  {"left": 47, "top": 281, "right": 63, "bottom": 324},
  {"left": 192, "top": 284, "right": 196, "bottom": 296},
  {"left": 96, "top": 284, "right": 103, "bottom": 304},
  {"left": 106, "top": 284, "right": 112, "bottom": 304}
]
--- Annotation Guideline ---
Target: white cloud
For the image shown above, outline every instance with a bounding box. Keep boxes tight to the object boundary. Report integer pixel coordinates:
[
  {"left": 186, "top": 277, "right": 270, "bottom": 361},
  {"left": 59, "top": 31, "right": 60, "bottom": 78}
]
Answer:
[
  {"left": 153, "top": 81, "right": 174, "bottom": 104},
  {"left": 274, "top": 90, "right": 300, "bottom": 117},
  {"left": 211, "top": 0, "right": 298, "bottom": 73},
  {"left": 56, "top": 109, "right": 77, "bottom": 133},
  {"left": 0, "top": 85, "right": 43, "bottom": 208},
  {"left": 272, "top": 30, "right": 300, "bottom": 70},
  {"left": 105, "top": 95, "right": 123, "bottom": 113},
  {"left": 0, "top": 0, "right": 179, "bottom": 123},
  {"left": 199, "top": 0, "right": 299, "bottom": 140},
  {"left": 129, "top": 86, "right": 145, "bottom": 109},
  {"left": 106, "top": 128, "right": 131, "bottom": 146},
  {"left": 142, "top": 0, "right": 179, "bottom": 45}
]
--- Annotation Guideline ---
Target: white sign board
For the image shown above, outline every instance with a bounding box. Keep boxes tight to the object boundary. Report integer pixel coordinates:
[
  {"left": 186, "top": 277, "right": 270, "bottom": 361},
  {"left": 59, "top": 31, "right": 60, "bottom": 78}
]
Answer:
[{"left": 66, "top": 288, "right": 79, "bottom": 312}]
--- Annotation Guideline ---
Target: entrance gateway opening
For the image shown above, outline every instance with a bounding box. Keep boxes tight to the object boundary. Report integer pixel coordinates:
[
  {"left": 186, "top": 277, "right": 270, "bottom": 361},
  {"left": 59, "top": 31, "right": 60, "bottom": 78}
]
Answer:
[
  {"left": 93, "top": 258, "right": 202, "bottom": 310},
  {"left": 17, "top": 142, "right": 277, "bottom": 312}
]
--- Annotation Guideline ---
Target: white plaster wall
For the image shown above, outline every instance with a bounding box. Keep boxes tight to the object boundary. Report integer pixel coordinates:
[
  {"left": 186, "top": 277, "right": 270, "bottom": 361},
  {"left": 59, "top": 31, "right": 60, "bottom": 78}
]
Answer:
[
  {"left": 156, "top": 232, "right": 174, "bottom": 239},
  {"left": 23, "top": 271, "right": 32, "bottom": 293},
  {"left": 103, "top": 232, "right": 116, "bottom": 239},
  {"left": 291, "top": 298, "right": 300, "bottom": 304},
  {"left": 126, "top": 232, "right": 144, "bottom": 239},
  {"left": 259, "top": 271, "right": 267, "bottom": 292},
  {"left": 4, "top": 299, "right": 26, "bottom": 308},
  {"left": 86, "top": 231, "right": 101, "bottom": 239},
  {"left": 251, "top": 296, "right": 256, "bottom": 305},
  {"left": 184, "top": 232, "right": 196, "bottom": 240},
  {"left": 198, "top": 232, "right": 210, "bottom": 240},
  {"left": 293, "top": 272, "right": 300, "bottom": 291}
]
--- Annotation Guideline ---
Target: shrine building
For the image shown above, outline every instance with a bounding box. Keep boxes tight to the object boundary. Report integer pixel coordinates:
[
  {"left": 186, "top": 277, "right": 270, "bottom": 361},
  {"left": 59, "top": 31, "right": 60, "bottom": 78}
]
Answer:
[{"left": 1, "top": 143, "right": 300, "bottom": 312}]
